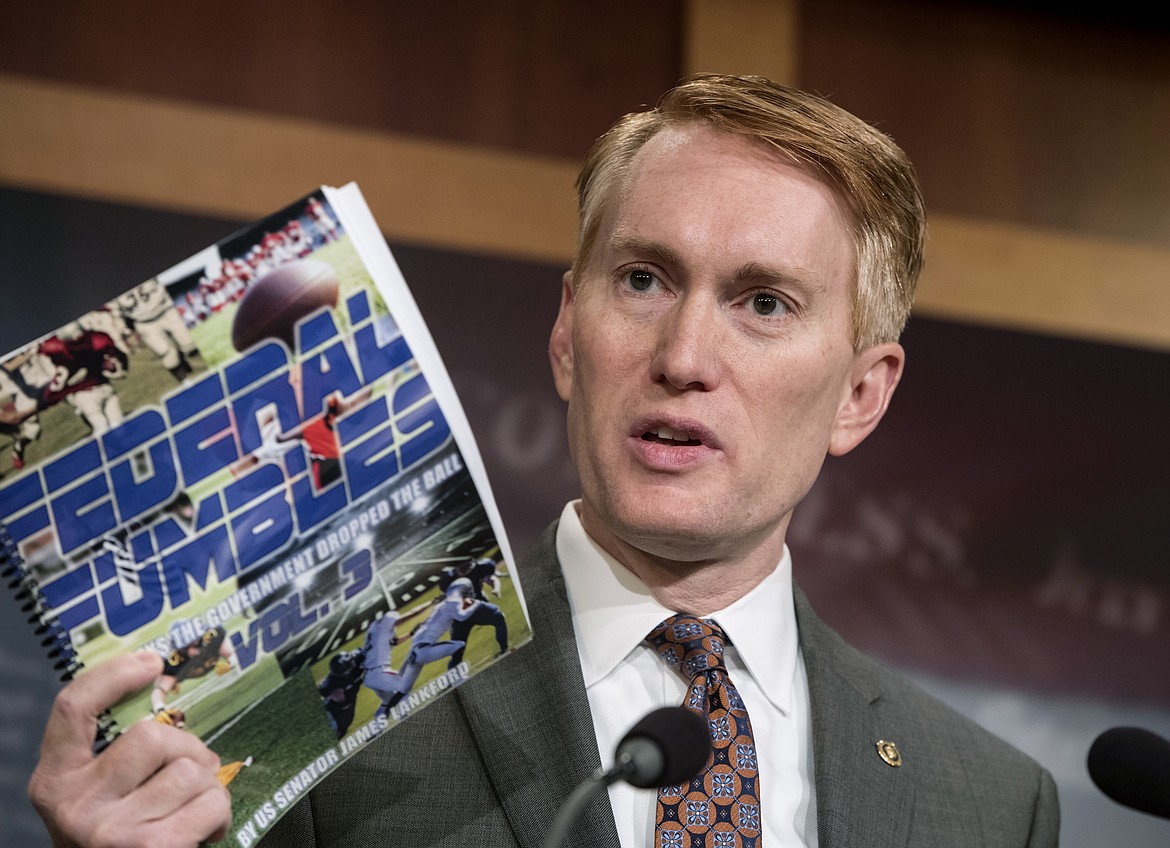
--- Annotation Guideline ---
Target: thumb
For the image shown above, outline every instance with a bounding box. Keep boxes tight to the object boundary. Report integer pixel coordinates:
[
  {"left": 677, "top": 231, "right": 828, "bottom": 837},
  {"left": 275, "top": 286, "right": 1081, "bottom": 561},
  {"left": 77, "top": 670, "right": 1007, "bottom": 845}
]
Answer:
[{"left": 39, "top": 651, "right": 162, "bottom": 770}]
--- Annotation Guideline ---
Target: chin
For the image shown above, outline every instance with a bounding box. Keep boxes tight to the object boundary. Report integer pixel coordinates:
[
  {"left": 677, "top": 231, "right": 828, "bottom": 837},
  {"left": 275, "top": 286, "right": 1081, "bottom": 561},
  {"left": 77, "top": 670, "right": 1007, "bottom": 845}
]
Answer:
[{"left": 603, "top": 498, "right": 736, "bottom": 562}]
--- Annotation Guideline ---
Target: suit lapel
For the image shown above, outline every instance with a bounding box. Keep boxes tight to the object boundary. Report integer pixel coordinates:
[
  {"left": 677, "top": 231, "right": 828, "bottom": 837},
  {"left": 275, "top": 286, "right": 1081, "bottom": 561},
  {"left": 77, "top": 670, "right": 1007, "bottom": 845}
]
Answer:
[
  {"left": 452, "top": 529, "right": 916, "bottom": 848},
  {"left": 796, "top": 588, "right": 914, "bottom": 848},
  {"left": 457, "top": 522, "right": 621, "bottom": 848}
]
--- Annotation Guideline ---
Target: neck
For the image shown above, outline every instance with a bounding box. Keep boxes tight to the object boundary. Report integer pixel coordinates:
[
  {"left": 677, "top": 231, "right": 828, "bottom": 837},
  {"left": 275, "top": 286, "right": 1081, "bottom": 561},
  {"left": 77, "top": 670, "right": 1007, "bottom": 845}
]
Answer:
[{"left": 577, "top": 502, "right": 786, "bottom": 616}]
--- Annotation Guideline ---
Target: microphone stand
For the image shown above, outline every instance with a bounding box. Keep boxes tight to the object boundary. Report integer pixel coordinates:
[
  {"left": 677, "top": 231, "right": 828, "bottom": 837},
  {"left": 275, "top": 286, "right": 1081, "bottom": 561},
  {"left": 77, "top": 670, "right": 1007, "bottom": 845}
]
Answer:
[
  {"left": 541, "top": 749, "right": 647, "bottom": 848},
  {"left": 542, "top": 707, "right": 706, "bottom": 848}
]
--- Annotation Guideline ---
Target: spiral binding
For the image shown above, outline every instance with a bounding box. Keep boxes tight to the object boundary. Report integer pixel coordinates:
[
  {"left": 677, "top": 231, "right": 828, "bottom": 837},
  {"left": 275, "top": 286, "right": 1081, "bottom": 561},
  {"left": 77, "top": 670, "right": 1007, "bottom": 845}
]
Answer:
[{"left": 1, "top": 519, "right": 119, "bottom": 752}]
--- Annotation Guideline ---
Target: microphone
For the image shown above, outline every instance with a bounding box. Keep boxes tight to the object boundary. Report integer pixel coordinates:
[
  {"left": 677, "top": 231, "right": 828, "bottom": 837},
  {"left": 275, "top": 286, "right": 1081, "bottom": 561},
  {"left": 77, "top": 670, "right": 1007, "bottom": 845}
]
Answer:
[
  {"left": 541, "top": 707, "right": 709, "bottom": 848},
  {"left": 613, "top": 705, "right": 711, "bottom": 788},
  {"left": 1087, "top": 726, "right": 1170, "bottom": 820}
]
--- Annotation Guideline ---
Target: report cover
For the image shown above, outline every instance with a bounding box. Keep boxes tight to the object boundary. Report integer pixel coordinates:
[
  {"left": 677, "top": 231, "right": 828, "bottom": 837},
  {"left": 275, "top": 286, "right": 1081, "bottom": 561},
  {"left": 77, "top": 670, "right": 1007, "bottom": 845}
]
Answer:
[{"left": 0, "top": 183, "right": 530, "bottom": 846}]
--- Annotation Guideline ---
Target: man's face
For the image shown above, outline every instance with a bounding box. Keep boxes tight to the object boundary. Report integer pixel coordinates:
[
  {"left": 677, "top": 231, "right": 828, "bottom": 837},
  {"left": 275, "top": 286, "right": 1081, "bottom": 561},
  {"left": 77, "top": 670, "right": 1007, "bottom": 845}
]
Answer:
[{"left": 549, "top": 125, "right": 903, "bottom": 568}]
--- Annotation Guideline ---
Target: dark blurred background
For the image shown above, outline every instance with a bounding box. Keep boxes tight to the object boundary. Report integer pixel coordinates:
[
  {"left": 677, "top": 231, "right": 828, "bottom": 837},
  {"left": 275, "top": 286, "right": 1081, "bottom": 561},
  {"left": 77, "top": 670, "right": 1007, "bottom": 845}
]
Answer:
[{"left": 2, "top": 2, "right": 1169, "bottom": 845}]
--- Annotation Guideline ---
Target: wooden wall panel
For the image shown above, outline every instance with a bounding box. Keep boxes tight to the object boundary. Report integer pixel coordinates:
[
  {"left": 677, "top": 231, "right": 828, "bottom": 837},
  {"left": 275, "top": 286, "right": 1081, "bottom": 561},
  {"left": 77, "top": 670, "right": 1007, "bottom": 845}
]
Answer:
[
  {"left": 800, "top": 0, "right": 1170, "bottom": 252},
  {"left": 0, "top": 74, "right": 579, "bottom": 262},
  {"left": 684, "top": 0, "right": 800, "bottom": 83},
  {"left": 0, "top": 0, "right": 682, "bottom": 159},
  {"left": 2, "top": 0, "right": 1169, "bottom": 351}
]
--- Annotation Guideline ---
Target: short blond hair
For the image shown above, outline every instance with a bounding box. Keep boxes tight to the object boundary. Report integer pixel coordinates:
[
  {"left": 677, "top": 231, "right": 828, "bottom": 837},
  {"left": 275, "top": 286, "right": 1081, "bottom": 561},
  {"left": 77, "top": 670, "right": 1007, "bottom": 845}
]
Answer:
[{"left": 572, "top": 74, "right": 925, "bottom": 350}]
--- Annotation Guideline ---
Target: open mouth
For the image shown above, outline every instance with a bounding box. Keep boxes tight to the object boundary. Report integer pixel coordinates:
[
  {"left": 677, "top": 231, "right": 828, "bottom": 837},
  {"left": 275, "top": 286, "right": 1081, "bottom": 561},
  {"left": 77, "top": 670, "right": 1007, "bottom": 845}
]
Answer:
[{"left": 641, "top": 426, "right": 702, "bottom": 447}]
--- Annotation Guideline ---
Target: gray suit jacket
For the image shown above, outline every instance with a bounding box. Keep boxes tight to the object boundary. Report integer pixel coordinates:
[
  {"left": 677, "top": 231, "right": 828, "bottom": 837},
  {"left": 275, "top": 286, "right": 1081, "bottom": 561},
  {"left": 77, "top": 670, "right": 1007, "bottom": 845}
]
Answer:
[{"left": 262, "top": 522, "right": 1059, "bottom": 847}]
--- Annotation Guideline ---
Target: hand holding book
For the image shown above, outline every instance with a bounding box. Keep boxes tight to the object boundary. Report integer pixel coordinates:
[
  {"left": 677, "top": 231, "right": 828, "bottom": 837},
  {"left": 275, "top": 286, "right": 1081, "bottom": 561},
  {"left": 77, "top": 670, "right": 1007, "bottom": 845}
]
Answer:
[{"left": 30, "top": 651, "right": 232, "bottom": 848}]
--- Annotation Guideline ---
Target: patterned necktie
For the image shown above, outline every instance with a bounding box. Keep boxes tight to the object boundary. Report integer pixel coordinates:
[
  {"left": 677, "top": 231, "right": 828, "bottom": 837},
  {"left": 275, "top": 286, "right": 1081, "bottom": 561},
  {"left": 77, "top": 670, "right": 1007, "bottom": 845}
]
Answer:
[{"left": 646, "top": 614, "right": 762, "bottom": 848}]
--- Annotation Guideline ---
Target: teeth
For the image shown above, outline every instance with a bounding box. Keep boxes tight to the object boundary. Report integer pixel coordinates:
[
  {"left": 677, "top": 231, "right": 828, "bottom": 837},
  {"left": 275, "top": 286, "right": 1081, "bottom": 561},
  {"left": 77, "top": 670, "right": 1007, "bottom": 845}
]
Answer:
[{"left": 641, "top": 426, "right": 703, "bottom": 445}]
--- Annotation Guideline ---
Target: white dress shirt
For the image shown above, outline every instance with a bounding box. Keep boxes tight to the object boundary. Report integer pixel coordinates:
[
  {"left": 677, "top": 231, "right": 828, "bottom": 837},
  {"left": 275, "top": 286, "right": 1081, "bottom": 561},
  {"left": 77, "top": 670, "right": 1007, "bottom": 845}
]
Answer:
[{"left": 556, "top": 501, "right": 818, "bottom": 848}]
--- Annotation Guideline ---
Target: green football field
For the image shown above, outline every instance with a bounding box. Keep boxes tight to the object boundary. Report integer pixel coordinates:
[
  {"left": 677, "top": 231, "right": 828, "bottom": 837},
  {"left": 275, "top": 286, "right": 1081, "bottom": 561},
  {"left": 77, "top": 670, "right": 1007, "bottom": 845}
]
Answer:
[
  {"left": 198, "top": 572, "right": 530, "bottom": 847},
  {"left": 95, "top": 497, "right": 532, "bottom": 847}
]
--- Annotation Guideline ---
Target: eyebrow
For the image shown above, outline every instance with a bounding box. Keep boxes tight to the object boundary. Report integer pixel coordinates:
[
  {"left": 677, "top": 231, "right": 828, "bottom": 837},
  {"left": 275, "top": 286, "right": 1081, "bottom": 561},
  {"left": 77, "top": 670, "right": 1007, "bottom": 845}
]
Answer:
[
  {"left": 736, "top": 261, "right": 825, "bottom": 298},
  {"left": 607, "top": 234, "right": 685, "bottom": 271}
]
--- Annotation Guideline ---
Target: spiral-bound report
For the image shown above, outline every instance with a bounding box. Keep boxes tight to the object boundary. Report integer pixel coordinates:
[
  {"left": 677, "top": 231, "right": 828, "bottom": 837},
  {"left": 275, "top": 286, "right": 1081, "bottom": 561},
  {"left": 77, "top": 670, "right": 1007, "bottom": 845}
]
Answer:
[{"left": 0, "top": 183, "right": 529, "bottom": 844}]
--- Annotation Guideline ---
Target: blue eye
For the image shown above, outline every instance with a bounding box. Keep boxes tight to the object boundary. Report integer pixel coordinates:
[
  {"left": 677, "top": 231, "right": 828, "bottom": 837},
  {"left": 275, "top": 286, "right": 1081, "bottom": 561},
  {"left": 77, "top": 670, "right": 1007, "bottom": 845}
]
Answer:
[
  {"left": 628, "top": 269, "right": 655, "bottom": 292},
  {"left": 751, "top": 293, "right": 783, "bottom": 315}
]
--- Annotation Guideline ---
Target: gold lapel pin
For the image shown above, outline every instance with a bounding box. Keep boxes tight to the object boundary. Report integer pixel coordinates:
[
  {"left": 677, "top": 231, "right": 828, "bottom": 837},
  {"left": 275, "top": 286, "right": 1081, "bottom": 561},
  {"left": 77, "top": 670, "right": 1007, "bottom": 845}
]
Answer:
[{"left": 876, "top": 739, "right": 902, "bottom": 767}]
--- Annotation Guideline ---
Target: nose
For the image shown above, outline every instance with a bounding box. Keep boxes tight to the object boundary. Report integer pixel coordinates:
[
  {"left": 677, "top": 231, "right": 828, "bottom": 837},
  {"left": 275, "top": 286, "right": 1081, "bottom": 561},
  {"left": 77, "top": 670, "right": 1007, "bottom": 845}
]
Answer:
[{"left": 650, "top": 296, "right": 721, "bottom": 391}]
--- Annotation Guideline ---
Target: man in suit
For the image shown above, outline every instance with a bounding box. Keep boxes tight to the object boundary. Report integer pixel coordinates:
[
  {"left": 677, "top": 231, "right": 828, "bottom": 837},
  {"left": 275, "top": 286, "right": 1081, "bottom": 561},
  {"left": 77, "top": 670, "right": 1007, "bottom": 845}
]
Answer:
[{"left": 28, "top": 74, "right": 1059, "bottom": 848}]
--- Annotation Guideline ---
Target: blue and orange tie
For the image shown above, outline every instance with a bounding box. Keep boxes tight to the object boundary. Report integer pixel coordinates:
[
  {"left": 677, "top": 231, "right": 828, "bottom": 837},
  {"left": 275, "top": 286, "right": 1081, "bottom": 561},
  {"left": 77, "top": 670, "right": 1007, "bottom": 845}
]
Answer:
[{"left": 646, "top": 615, "right": 762, "bottom": 848}]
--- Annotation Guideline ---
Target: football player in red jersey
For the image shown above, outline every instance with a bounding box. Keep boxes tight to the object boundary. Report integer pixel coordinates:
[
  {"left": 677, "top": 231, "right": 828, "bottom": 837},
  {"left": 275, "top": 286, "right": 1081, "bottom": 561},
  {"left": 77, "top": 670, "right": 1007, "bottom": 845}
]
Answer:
[
  {"left": 273, "top": 387, "right": 373, "bottom": 489},
  {"left": 37, "top": 324, "right": 129, "bottom": 435}
]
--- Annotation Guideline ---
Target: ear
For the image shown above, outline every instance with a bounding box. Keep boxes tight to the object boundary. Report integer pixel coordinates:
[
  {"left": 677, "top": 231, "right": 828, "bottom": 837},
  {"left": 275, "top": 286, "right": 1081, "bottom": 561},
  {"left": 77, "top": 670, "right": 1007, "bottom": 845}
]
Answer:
[
  {"left": 548, "top": 271, "right": 576, "bottom": 401},
  {"left": 828, "top": 342, "right": 905, "bottom": 457}
]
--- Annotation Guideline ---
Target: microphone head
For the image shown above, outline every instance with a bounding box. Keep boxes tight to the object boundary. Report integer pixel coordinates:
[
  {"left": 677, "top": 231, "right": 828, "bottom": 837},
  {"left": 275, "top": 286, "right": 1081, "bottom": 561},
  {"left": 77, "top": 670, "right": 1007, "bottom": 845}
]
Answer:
[
  {"left": 616, "top": 706, "right": 710, "bottom": 788},
  {"left": 1087, "top": 726, "right": 1170, "bottom": 820}
]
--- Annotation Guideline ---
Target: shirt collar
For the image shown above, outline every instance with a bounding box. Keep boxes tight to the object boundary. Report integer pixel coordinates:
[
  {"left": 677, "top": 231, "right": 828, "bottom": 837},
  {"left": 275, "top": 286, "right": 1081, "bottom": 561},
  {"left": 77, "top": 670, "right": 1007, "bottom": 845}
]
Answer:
[{"left": 556, "top": 500, "right": 800, "bottom": 715}]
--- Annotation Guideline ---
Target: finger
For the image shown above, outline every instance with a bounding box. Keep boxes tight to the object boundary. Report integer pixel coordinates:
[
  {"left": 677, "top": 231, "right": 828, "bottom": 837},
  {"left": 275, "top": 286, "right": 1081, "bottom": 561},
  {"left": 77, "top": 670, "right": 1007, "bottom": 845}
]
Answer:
[
  {"left": 118, "top": 746, "right": 228, "bottom": 824},
  {"left": 157, "top": 784, "right": 234, "bottom": 848},
  {"left": 40, "top": 651, "right": 162, "bottom": 770},
  {"left": 92, "top": 782, "right": 232, "bottom": 848},
  {"left": 180, "top": 784, "right": 234, "bottom": 846},
  {"left": 97, "top": 721, "right": 221, "bottom": 797}
]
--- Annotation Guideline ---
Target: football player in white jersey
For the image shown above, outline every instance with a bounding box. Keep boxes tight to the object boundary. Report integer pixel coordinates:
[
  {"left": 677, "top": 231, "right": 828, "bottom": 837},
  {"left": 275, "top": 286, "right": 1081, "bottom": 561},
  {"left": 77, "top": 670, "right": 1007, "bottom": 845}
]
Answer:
[
  {"left": 362, "top": 579, "right": 484, "bottom": 719},
  {"left": 116, "top": 279, "right": 200, "bottom": 381},
  {"left": 0, "top": 359, "right": 42, "bottom": 471}
]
